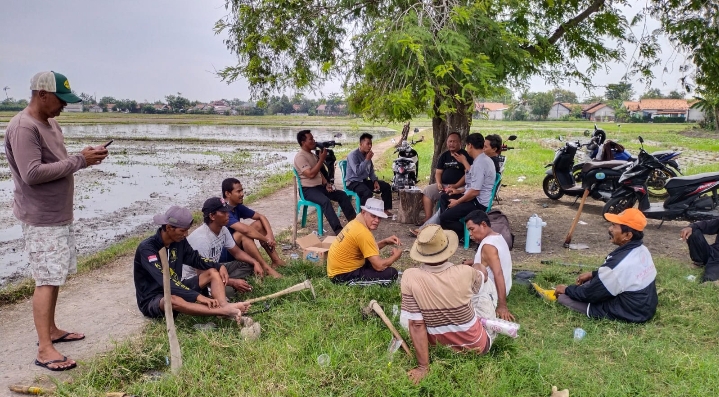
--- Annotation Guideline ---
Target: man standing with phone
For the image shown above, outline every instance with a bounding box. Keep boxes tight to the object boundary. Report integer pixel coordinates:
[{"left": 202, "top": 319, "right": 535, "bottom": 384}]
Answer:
[{"left": 4, "top": 71, "right": 108, "bottom": 371}]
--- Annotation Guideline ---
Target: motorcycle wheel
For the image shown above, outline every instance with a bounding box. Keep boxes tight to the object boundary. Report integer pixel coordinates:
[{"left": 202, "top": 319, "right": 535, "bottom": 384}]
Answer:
[
  {"left": 646, "top": 168, "right": 677, "bottom": 198},
  {"left": 602, "top": 196, "right": 637, "bottom": 215},
  {"left": 543, "top": 175, "right": 564, "bottom": 200}
]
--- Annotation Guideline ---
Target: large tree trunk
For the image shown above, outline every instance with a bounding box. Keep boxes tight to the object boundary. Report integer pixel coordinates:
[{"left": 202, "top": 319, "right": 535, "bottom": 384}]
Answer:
[{"left": 429, "top": 96, "right": 473, "bottom": 184}]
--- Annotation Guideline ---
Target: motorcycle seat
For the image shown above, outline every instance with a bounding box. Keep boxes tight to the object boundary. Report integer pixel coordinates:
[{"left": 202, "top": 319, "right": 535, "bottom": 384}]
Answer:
[
  {"left": 581, "top": 160, "right": 626, "bottom": 173},
  {"left": 665, "top": 171, "right": 719, "bottom": 189},
  {"left": 650, "top": 150, "right": 676, "bottom": 157}
]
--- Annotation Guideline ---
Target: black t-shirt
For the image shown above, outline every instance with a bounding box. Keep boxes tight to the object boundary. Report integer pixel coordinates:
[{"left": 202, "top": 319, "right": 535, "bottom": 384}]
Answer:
[
  {"left": 490, "top": 155, "right": 500, "bottom": 173},
  {"left": 437, "top": 149, "right": 473, "bottom": 185}
]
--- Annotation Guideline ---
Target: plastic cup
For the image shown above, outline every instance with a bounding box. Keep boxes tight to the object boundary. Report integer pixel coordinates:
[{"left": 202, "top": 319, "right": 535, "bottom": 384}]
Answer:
[
  {"left": 573, "top": 327, "right": 586, "bottom": 341},
  {"left": 317, "top": 353, "right": 330, "bottom": 367}
]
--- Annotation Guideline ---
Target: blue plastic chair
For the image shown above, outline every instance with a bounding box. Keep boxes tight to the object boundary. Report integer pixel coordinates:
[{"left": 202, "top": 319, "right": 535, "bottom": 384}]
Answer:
[
  {"left": 336, "top": 160, "right": 361, "bottom": 216},
  {"left": 292, "top": 168, "right": 323, "bottom": 236},
  {"left": 460, "top": 173, "right": 502, "bottom": 250}
]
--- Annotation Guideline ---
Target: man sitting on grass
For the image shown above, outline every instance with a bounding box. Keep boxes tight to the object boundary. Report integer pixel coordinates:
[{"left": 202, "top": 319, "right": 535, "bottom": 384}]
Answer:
[
  {"left": 327, "top": 198, "right": 402, "bottom": 286},
  {"left": 183, "top": 197, "right": 257, "bottom": 299},
  {"left": 401, "top": 225, "right": 498, "bottom": 384},
  {"left": 221, "top": 178, "right": 282, "bottom": 278},
  {"left": 550, "top": 208, "right": 658, "bottom": 323},
  {"left": 680, "top": 217, "right": 719, "bottom": 283},
  {"left": 464, "top": 210, "right": 515, "bottom": 321},
  {"left": 133, "top": 206, "right": 250, "bottom": 321}
]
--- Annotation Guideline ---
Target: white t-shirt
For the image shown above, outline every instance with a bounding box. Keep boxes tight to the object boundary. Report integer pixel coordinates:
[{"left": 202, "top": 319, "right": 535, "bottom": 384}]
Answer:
[
  {"left": 183, "top": 223, "right": 236, "bottom": 280},
  {"left": 474, "top": 234, "right": 513, "bottom": 296}
]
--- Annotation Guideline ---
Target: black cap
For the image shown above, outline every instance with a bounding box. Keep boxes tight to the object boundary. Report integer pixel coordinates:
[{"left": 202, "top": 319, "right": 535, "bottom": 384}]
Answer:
[{"left": 202, "top": 197, "right": 232, "bottom": 215}]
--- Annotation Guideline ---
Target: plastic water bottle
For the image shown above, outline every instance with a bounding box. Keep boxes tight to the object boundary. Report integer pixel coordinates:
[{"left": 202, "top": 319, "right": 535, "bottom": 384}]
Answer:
[
  {"left": 391, "top": 304, "right": 399, "bottom": 319},
  {"left": 573, "top": 327, "right": 586, "bottom": 341},
  {"left": 480, "top": 318, "right": 520, "bottom": 338},
  {"left": 289, "top": 253, "right": 299, "bottom": 260}
]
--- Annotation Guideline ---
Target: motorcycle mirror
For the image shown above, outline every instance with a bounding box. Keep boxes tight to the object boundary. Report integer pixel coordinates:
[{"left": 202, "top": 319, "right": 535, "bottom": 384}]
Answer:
[
  {"left": 583, "top": 130, "right": 590, "bottom": 137},
  {"left": 638, "top": 136, "right": 644, "bottom": 144},
  {"left": 558, "top": 135, "right": 563, "bottom": 141},
  {"left": 508, "top": 135, "right": 517, "bottom": 141}
]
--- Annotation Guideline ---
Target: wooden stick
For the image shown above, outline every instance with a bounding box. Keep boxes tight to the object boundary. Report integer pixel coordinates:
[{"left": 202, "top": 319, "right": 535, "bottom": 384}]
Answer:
[
  {"left": 158, "top": 247, "right": 182, "bottom": 374},
  {"left": 245, "top": 280, "right": 314, "bottom": 304},
  {"left": 293, "top": 176, "right": 298, "bottom": 248},
  {"left": 369, "top": 300, "right": 412, "bottom": 356},
  {"left": 8, "top": 385, "right": 48, "bottom": 395},
  {"left": 563, "top": 189, "right": 590, "bottom": 247}
]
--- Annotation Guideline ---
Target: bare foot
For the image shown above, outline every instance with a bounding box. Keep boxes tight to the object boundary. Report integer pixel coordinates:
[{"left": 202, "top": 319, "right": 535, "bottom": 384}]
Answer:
[
  {"left": 271, "top": 258, "right": 287, "bottom": 267},
  {"left": 265, "top": 267, "right": 283, "bottom": 279}
]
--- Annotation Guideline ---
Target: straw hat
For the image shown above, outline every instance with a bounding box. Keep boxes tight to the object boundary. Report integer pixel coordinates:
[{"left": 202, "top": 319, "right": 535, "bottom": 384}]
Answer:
[{"left": 409, "top": 225, "right": 458, "bottom": 263}]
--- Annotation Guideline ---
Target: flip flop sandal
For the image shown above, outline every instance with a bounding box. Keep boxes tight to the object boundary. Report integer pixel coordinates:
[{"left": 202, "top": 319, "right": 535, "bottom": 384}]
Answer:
[
  {"left": 35, "top": 356, "right": 77, "bottom": 371},
  {"left": 36, "top": 332, "right": 86, "bottom": 346},
  {"left": 52, "top": 332, "right": 86, "bottom": 343},
  {"left": 408, "top": 228, "right": 419, "bottom": 237}
]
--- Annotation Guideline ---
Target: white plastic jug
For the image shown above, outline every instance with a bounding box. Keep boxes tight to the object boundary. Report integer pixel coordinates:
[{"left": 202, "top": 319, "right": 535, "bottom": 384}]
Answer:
[{"left": 525, "top": 214, "right": 547, "bottom": 253}]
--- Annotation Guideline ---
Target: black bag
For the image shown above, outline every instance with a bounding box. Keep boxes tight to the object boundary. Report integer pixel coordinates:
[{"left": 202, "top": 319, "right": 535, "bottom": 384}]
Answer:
[{"left": 487, "top": 210, "right": 515, "bottom": 250}]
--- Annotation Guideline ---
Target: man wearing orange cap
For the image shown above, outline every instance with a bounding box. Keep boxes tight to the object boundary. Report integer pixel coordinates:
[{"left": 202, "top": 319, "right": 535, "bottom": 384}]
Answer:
[{"left": 553, "top": 208, "right": 658, "bottom": 323}]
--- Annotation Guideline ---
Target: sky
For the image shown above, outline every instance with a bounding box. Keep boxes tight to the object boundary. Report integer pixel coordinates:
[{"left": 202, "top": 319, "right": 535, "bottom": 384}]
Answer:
[{"left": 0, "top": 0, "right": 691, "bottom": 103}]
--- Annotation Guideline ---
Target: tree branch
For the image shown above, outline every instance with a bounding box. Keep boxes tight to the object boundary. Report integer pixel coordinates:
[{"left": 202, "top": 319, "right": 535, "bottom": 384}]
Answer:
[{"left": 524, "top": 0, "right": 607, "bottom": 56}]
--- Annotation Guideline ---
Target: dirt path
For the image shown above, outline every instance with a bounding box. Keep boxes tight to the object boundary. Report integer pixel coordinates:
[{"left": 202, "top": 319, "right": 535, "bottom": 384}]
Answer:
[{"left": 0, "top": 135, "right": 400, "bottom": 395}]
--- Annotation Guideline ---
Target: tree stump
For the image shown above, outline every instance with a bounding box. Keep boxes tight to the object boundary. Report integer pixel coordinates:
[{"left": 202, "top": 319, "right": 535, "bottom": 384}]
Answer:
[{"left": 398, "top": 188, "right": 424, "bottom": 224}]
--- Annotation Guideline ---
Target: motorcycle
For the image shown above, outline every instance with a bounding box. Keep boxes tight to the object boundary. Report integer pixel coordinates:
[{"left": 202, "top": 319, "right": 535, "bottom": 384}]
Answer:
[
  {"left": 543, "top": 137, "right": 630, "bottom": 202},
  {"left": 492, "top": 135, "right": 517, "bottom": 201},
  {"left": 602, "top": 136, "right": 719, "bottom": 225},
  {"left": 314, "top": 140, "right": 342, "bottom": 184},
  {"left": 575, "top": 125, "right": 683, "bottom": 198},
  {"left": 391, "top": 140, "right": 419, "bottom": 191}
]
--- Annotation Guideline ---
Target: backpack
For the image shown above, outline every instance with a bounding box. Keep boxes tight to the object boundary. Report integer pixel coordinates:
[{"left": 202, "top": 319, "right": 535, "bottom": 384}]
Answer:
[{"left": 487, "top": 210, "right": 515, "bottom": 250}]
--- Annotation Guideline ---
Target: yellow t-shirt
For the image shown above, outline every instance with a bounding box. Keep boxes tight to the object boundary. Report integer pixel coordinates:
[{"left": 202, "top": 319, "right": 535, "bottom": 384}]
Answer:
[{"left": 327, "top": 218, "right": 379, "bottom": 278}]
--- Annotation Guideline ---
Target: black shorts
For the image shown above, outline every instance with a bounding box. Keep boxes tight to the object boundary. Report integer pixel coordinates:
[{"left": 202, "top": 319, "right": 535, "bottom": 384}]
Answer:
[{"left": 141, "top": 279, "right": 202, "bottom": 318}]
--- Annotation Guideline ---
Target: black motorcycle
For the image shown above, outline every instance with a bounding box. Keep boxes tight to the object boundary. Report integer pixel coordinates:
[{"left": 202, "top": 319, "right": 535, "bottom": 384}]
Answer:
[
  {"left": 391, "top": 140, "right": 419, "bottom": 191},
  {"left": 543, "top": 137, "right": 629, "bottom": 202},
  {"left": 314, "top": 140, "right": 341, "bottom": 184},
  {"left": 602, "top": 137, "right": 719, "bottom": 225}
]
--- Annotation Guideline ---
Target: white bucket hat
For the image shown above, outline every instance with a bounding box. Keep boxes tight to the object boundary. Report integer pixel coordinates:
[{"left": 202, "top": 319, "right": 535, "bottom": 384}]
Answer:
[{"left": 360, "top": 197, "right": 388, "bottom": 218}]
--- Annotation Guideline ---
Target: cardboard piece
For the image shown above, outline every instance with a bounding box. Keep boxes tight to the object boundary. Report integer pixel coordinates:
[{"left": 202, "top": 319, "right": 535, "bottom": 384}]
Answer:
[{"left": 296, "top": 234, "right": 336, "bottom": 265}]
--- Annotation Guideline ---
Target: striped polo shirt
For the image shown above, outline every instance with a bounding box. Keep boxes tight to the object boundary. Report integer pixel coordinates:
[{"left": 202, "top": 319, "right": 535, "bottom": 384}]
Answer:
[{"left": 401, "top": 262, "right": 489, "bottom": 353}]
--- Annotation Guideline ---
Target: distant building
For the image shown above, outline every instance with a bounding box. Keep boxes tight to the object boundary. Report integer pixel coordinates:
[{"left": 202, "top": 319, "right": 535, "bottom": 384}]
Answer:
[
  {"left": 547, "top": 102, "right": 573, "bottom": 119},
  {"left": 622, "top": 99, "right": 703, "bottom": 121},
  {"left": 475, "top": 102, "right": 509, "bottom": 120},
  {"left": 582, "top": 102, "right": 615, "bottom": 121},
  {"left": 64, "top": 103, "right": 83, "bottom": 112},
  {"left": 88, "top": 105, "right": 102, "bottom": 113},
  {"left": 210, "top": 100, "right": 229, "bottom": 114}
]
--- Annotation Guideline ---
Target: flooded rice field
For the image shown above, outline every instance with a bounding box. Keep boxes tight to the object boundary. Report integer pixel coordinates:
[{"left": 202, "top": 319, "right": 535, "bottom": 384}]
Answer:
[{"left": 0, "top": 124, "right": 393, "bottom": 286}]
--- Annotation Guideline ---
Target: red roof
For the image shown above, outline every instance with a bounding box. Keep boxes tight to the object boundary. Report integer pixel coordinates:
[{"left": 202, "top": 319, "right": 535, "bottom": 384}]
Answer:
[{"left": 475, "top": 102, "right": 508, "bottom": 111}]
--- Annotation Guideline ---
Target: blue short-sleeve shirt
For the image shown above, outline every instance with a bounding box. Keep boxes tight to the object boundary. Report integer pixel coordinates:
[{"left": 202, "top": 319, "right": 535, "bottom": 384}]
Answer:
[{"left": 227, "top": 204, "right": 256, "bottom": 228}]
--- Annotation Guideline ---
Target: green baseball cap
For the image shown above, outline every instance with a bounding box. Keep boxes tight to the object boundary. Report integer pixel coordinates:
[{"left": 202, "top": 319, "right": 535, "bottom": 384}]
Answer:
[{"left": 30, "top": 71, "right": 82, "bottom": 103}]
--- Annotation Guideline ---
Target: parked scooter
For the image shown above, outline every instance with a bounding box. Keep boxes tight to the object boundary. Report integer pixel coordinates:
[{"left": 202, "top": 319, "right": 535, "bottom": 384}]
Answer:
[
  {"left": 314, "top": 140, "right": 342, "bottom": 184},
  {"left": 391, "top": 140, "right": 419, "bottom": 191},
  {"left": 543, "top": 137, "right": 629, "bottom": 202},
  {"left": 602, "top": 136, "right": 719, "bottom": 224},
  {"left": 575, "top": 125, "right": 683, "bottom": 198}
]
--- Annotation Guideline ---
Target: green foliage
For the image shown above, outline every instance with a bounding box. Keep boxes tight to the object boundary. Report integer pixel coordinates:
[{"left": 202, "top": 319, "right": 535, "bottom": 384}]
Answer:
[
  {"left": 605, "top": 82, "right": 634, "bottom": 101},
  {"left": 0, "top": 97, "right": 28, "bottom": 111},
  {"left": 527, "top": 91, "right": 555, "bottom": 119},
  {"left": 640, "top": 88, "right": 664, "bottom": 100},
  {"left": 165, "top": 93, "right": 191, "bottom": 113},
  {"left": 550, "top": 88, "right": 578, "bottom": 104}
]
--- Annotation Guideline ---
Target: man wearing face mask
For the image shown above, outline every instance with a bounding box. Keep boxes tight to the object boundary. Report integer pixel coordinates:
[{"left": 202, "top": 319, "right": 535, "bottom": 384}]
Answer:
[{"left": 552, "top": 208, "right": 658, "bottom": 323}]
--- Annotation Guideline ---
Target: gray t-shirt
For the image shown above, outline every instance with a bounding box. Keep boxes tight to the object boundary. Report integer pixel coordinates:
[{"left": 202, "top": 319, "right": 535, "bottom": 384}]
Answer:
[
  {"left": 183, "top": 224, "right": 236, "bottom": 280},
  {"left": 4, "top": 110, "right": 86, "bottom": 226},
  {"left": 465, "top": 153, "right": 496, "bottom": 207}
]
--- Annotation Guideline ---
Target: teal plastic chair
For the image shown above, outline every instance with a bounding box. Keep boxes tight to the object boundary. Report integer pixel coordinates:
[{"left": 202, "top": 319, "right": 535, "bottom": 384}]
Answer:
[
  {"left": 460, "top": 173, "right": 502, "bottom": 250},
  {"left": 336, "top": 160, "right": 362, "bottom": 216},
  {"left": 292, "top": 168, "right": 323, "bottom": 236}
]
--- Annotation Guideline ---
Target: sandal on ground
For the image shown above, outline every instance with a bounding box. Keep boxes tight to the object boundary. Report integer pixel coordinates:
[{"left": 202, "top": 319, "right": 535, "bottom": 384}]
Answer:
[
  {"left": 35, "top": 356, "right": 77, "bottom": 371},
  {"left": 52, "top": 332, "right": 85, "bottom": 343},
  {"left": 408, "top": 228, "right": 419, "bottom": 237},
  {"left": 37, "top": 332, "right": 86, "bottom": 346}
]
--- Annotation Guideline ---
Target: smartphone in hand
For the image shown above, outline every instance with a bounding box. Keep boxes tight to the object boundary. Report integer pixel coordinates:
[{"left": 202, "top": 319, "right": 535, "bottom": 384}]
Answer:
[{"left": 102, "top": 139, "right": 114, "bottom": 148}]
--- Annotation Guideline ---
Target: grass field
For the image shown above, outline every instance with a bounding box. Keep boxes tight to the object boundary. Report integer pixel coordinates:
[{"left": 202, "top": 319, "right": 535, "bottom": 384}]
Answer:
[{"left": 45, "top": 121, "right": 719, "bottom": 396}]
